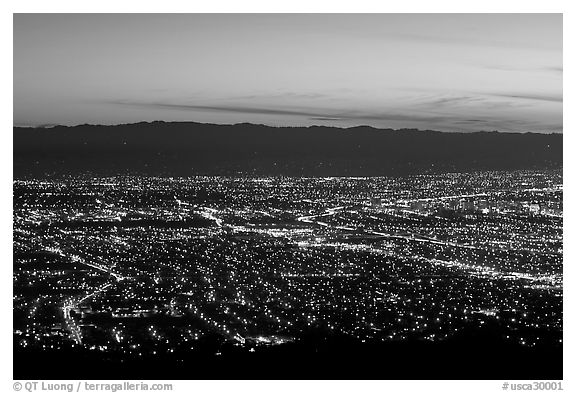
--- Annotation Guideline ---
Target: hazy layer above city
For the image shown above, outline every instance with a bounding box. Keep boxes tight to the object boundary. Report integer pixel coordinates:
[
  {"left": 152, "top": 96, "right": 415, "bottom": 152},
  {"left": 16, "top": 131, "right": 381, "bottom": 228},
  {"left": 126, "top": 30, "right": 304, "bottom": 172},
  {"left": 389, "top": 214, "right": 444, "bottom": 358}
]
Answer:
[{"left": 14, "top": 14, "right": 562, "bottom": 132}]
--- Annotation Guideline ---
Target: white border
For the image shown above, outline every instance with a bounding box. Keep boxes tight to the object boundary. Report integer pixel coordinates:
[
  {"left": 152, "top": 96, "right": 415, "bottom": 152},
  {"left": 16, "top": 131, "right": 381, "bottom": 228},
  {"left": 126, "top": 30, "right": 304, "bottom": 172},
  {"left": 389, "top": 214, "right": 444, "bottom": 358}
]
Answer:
[{"left": 3, "top": 2, "right": 571, "bottom": 392}]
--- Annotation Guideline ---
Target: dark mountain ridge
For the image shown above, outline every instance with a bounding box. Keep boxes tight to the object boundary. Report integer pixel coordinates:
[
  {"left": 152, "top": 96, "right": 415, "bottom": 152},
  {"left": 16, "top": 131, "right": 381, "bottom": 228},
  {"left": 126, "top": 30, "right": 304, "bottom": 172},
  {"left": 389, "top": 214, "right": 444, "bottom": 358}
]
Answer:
[{"left": 14, "top": 121, "right": 562, "bottom": 177}]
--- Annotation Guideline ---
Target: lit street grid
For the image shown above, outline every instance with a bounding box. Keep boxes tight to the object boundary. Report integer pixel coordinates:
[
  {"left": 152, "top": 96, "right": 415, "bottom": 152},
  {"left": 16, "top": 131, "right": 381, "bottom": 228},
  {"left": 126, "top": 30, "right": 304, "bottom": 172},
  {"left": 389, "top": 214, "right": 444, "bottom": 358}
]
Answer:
[{"left": 13, "top": 170, "right": 562, "bottom": 359}]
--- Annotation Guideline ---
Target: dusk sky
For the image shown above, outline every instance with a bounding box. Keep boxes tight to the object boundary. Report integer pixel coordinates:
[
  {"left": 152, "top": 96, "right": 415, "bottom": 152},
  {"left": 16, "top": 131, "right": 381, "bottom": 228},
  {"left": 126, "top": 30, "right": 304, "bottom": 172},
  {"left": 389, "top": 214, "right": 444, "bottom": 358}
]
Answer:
[{"left": 14, "top": 13, "right": 562, "bottom": 132}]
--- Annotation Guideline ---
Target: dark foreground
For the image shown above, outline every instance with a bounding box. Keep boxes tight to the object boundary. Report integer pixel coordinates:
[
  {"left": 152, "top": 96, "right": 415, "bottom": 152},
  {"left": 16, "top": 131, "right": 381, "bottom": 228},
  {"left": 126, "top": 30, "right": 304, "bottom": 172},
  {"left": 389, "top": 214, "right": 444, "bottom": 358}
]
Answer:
[{"left": 15, "top": 326, "right": 562, "bottom": 380}]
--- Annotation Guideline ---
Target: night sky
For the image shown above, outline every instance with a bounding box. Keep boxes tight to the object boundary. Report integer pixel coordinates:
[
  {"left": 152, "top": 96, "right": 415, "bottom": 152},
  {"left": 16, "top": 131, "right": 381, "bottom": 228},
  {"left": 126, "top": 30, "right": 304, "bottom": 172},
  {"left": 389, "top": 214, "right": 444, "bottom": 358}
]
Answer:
[{"left": 14, "top": 13, "right": 562, "bottom": 132}]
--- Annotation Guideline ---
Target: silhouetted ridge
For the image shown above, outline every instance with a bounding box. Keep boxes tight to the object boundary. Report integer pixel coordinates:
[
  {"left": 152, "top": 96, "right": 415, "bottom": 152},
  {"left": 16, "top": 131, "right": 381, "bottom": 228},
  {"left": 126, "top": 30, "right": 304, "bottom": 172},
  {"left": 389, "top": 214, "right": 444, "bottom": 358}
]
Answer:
[{"left": 13, "top": 121, "right": 562, "bottom": 178}]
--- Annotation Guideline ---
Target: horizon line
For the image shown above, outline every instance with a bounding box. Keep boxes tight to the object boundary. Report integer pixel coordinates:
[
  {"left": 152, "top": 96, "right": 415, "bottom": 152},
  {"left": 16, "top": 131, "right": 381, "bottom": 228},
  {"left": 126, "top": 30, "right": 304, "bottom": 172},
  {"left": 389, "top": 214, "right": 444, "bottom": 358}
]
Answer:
[{"left": 13, "top": 120, "right": 563, "bottom": 135}]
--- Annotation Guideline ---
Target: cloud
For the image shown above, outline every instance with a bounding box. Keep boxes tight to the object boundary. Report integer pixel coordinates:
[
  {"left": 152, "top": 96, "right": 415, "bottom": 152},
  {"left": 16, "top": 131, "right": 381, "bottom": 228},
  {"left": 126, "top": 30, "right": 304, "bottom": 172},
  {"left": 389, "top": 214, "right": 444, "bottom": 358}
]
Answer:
[
  {"left": 482, "top": 65, "right": 563, "bottom": 74},
  {"left": 110, "top": 100, "right": 449, "bottom": 124},
  {"left": 106, "top": 98, "right": 561, "bottom": 133},
  {"left": 309, "top": 117, "right": 346, "bottom": 121},
  {"left": 389, "top": 31, "right": 560, "bottom": 52},
  {"left": 545, "top": 66, "right": 563, "bottom": 73},
  {"left": 420, "top": 96, "right": 485, "bottom": 107},
  {"left": 454, "top": 119, "right": 488, "bottom": 124},
  {"left": 232, "top": 92, "right": 329, "bottom": 101},
  {"left": 490, "top": 93, "right": 562, "bottom": 103},
  {"left": 407, "top": 91, "right": 561, "bottom": 112},
  {"left": 141, "top": 102, "right": 331, "bottom": 118}
]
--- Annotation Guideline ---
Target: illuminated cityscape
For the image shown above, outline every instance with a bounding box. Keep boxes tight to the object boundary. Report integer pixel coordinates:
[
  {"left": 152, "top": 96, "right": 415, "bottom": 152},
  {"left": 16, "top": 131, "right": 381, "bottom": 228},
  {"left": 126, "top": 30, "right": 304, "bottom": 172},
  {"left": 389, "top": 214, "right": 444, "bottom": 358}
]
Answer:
[
  {"left": 13, "top": 170, "right": 562, "bottom": 378},
  {"left": 12, "top": 12, "right": 563, "bottom": 382}
]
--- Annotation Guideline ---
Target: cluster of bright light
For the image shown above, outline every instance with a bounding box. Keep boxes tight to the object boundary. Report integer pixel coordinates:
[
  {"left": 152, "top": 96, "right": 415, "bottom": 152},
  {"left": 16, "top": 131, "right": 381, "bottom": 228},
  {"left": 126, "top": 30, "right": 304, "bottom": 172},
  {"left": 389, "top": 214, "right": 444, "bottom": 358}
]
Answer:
[{"left": 13, "top": 170, "right": 563, "bottom": 356}]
